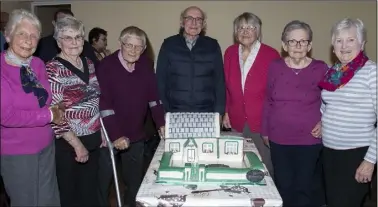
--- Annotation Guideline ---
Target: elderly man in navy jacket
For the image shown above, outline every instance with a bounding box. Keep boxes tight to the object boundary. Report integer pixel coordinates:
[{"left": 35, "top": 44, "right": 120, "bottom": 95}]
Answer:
[{"left": 156, "top": 6, "right": 226, "bottom": 119}]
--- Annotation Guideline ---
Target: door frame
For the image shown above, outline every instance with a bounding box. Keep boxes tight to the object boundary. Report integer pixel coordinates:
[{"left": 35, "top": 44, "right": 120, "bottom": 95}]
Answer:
[{"left": 31, "top": 1, "right": 72, "bottom": 15}]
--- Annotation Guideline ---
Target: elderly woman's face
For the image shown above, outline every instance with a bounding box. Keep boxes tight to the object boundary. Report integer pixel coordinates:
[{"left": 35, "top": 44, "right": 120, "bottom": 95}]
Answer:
[
  {"left": 57, "top": 28, "right": 84, "bottom": 57},
  {"left": 7, "top": 19, "right": 39, "bottom": 60},
  {"left": 333, "top": 27, "right": 363, "bottom": 65},
  {"left": 237, "top": 23, "right": 258, "bottom": 46},
  {"left": 283, "top": 29, "right": 311, "bottom": 59},
  {"left": 120, "top": 35, "right": 145, "bottom": 64},
  {"left": 182, "top": 8, "right": 204, "bottom": 37}
]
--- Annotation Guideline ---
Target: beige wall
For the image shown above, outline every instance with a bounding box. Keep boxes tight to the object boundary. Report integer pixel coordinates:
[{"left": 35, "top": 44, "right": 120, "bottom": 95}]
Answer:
[
  {"left": 72, "top": 1, "right": 377, "bottom": 65},
  {"left": 1, "top": 1, "right": 31, "bottom": 13},
  {"left": 1, "top": 1, "right": 376, "bottom": 64}
]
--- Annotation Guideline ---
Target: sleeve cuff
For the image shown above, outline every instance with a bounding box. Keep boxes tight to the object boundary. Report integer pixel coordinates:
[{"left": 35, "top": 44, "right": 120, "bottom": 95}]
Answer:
[{"left": 49, "top": 109, "right": 53, "bottom": 123}]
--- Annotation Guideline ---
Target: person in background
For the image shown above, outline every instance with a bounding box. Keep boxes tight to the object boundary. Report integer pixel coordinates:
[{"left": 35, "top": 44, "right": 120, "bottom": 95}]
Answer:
[
  {"left": 34, "top": 8, "right": 98, "bottom": 66},
  {"left": 1, "top": 9, "right": 63, "bottom": 206},
  {"left": 46, "top": 16, "right": 103, "bottom": 207},
  {"left": 319, "top": 18, "right": 376, "bottom": 207},
  {"left": 0, "top": 12, "right": 9, "bottom": 51},
  {"left": 97, "top": 26, "right": 165, "bottom": 207},
  {"left": 223, "top": 12, "right": 280, "bottom": 178},
  {"left": 156, "top": 6, "right": 225, "bottom": 121},
  {"left": 261, "top": 20, "right": 328, "bottom": 207},
  {"left": 89, "top": 27, "right": 111, "bottom": 61}
]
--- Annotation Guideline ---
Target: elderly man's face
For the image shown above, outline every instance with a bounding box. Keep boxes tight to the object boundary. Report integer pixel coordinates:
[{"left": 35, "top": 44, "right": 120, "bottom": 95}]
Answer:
[
  {"left": 7, "top": 19, "right": 39, "bottom": 60},
  {"left": 333, "top": 27, "right": 364, "bottom": 65},
  {"left": 182, "top": 8, "right": 204, "bottom": 37},
  {"left": 120, "top": 35, "right": 145, "bottom": 64},
  {"left": 282, "top": 29, "right": 312, "bottom": 60},
  {"left": 53, "top": 12, "right": 73, "bottom": 26}
]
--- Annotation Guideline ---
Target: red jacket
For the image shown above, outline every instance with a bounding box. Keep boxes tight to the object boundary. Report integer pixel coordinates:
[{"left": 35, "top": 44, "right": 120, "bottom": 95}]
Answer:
[{"left": 224, "top": 43, "right": 280, "bottom": 133}]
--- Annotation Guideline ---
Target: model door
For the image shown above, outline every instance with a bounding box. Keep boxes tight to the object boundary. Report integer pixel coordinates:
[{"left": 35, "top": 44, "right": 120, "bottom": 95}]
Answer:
[{"left": 187, "top": 149, "right": 195, "bottom": 162}]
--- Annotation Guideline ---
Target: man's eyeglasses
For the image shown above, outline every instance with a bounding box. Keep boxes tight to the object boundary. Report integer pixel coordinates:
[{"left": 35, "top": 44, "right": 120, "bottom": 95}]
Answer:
[
  {"left": 287, "top": 39, "right": 310, "bottom": 47},
  {"left": 60, "top": 35, "right": 84, "bottom": 43},
  {"left": 184, "top": 16, "right": 204, "bottom": 24},
  {"left": 122, "top": 42, "right": 144, "bottom": 52}
]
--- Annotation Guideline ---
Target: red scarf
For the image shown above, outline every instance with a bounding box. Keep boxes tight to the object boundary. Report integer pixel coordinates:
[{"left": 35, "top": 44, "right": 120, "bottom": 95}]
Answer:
[{"left": 319, "top": 51, "right": 369, "bottom": 91}]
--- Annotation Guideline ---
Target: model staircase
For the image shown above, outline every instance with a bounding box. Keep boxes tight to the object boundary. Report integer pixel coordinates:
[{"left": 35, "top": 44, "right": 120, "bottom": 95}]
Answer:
[{"left": 190, "top": 163, "right": 199, "bottom": 181}]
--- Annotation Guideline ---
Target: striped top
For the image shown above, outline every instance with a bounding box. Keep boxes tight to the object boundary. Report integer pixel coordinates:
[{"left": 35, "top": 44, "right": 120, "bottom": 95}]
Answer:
[
  {"left": 321, "top": 60, "right": 377, "bottom": 163},
  {"left": 46, "top": 56, "right": 101, "bottom": 138}
]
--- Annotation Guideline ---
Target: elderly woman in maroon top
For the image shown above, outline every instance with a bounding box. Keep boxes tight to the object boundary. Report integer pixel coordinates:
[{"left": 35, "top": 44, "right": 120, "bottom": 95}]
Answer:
[
  {"left": 261, "top": 20, "right": 328, "bottom": 207},
  {"left": 96, "top": 26, "right": 165, "bottom": 207},
  {"left": 223, "top": 12, "right": 280, "bottom": 177}
]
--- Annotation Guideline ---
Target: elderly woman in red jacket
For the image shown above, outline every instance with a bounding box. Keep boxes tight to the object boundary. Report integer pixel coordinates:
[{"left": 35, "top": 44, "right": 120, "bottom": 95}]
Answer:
[{"left": 223, "top": 12, "right": 280, "bottom": 177}]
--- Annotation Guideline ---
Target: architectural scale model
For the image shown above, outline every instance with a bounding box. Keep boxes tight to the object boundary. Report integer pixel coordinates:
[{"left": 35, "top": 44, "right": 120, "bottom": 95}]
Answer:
[{"left": 156, "top": 112, "right": 267, "bottom": 185}]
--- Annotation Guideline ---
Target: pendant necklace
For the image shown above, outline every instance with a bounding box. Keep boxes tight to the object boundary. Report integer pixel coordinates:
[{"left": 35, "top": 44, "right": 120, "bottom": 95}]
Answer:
[{"left": 287, "top": 58, "right": 304, "bottom": 75}]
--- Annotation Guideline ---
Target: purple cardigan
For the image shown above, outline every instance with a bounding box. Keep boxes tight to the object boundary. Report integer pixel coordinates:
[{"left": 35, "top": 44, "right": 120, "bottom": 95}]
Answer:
[
  {"left": 1, "top": 53, "right": 53, "bottom": 155},
  {"left": 261, "top": 58, "right": 328, "bottom": 145},
  {"left": 97, "top": 51, "right": 165, "bottom": 143}
]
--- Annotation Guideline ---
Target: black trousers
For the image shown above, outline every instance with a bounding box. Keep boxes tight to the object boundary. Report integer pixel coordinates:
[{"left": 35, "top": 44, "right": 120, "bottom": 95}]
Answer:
[
  {"left": 98, "top": 140, "right": 145, "bottom": 207},
  {"left": 270, "top": 141, "right": 324, "bottom": 207},
  {"left": 55, "top": 132, "right": 101, "bottom": 207},
  {"left": 323, "top": 146, "right": 370, "bottom": 207},
  {"left": 120, "top": 141, "right": 145, "bottom": 206}
]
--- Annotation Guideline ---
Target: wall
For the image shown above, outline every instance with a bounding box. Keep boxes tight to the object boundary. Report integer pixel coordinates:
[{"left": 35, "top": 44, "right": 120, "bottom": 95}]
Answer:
[
  {"left": 1, "top": 1, "right": 31, "bottom": 13},
  {"left": 72, "top": 1, "right": 377, "bottom": 64}
]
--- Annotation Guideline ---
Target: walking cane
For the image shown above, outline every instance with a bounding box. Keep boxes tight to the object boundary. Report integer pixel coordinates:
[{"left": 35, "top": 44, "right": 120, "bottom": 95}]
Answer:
[{"left": 100, "top": 110, "right": 122, "bottom": 207}]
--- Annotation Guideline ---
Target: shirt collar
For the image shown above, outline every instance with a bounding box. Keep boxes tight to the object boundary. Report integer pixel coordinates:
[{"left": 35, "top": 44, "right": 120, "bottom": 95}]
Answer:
[{"left": 118, "top": 50, "right": 135, "bottom": 72}]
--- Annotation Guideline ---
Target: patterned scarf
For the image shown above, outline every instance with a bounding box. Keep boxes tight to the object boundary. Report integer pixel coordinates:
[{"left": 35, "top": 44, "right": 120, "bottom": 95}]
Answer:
[
  {"left": 6, "top": 51, "right": 48, "bottom": 108},
  {"left": 319, "top": 51, "right": 369, "bottom": 91}
]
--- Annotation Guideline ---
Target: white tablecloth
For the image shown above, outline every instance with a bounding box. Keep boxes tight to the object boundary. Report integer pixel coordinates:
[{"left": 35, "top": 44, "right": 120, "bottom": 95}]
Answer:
[{"left": 136, "top": 138, "right": 283, "bottom": 207}]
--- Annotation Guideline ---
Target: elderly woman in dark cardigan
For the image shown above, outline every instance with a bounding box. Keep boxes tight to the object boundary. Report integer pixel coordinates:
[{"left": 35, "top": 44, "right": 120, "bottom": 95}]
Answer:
[{"left": 96, "top": 26, "right": 165, "bottom": 207}]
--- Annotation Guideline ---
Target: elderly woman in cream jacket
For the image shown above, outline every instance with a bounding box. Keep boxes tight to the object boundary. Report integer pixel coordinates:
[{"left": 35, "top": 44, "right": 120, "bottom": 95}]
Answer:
[{"left": 319, "top": 18, "right": 376, "bottom": 207}]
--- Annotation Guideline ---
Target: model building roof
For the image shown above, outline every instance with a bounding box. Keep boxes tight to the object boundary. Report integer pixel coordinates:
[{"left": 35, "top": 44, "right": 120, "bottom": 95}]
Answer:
[{"left": 165, "top": 112, "right": 221, "bottom": 139}]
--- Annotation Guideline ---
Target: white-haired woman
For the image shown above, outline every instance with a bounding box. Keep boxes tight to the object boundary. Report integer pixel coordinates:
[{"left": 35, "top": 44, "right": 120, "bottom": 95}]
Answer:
[
  {"left": 0, "top": 9, "right": 63, "bottom": 206},
  {"left": 319, "top": 18, "right": 376, "bottom": 207},
  {"left": 97, "top": 26, "right": 165, "bottom": 207},
  {"left": 46, "top": 16, "right": 102, "bottom": 206},
  {"left": 223, "top": 12, "right": 280, "bottom": 177}
]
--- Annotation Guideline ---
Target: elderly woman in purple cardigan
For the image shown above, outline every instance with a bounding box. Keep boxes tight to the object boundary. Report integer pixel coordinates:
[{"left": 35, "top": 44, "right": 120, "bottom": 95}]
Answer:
[{"left": 0, "top": 9, "right": 64, "bottom": 206}]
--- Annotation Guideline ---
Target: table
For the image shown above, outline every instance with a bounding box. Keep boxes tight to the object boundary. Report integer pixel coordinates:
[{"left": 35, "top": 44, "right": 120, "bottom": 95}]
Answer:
[{"left": 136, "top": 138, "right": 283, "bottom": 207}]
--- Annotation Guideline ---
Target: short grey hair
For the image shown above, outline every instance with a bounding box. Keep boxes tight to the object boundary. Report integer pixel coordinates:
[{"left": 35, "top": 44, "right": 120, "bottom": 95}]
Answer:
[
  {"left": 4, "top": 9, "right": 41, "bottom": 38},
  {"left": 119, "top": 26, "right": 147, "bottom": 46},
  {"left": 53, "top": 16, "right": 84, "bottom": 40},
  {"left": 233, "top": 12, "right": 262, "bottom": 41},
  {"left": 281, "top": 20, "right": 313, "bottom": 42},
  {"left": 180, "top": 6, "right": 207, "bottom": 24},
  {"left": 331, "top": 18, "right": 366, "bottom": 44}
]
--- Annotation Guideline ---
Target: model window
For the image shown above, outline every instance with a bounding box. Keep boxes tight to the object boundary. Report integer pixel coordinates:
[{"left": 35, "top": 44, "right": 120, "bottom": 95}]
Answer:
[
  {"left": 225, "top": 141, "right": 238, "bottom": 155},
  {"left": 202, "top": 143, "right": 213, "bottom": 153},
  {"left": 169, "top": 142, "right": 180, "bottom": 152}
]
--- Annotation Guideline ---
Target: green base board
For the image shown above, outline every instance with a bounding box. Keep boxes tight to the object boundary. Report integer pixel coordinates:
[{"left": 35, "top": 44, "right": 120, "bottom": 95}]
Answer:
[
  {"left": 155, "top": 179, "right": 267, "bottom": 186},
  {"left": 156, "top": 151, "right": 267, "bottom": 186}
]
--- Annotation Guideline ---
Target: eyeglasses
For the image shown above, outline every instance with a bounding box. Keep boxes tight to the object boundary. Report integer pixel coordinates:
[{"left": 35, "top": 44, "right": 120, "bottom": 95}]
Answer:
[
  {"left": 287, "top": 39, "right": 310, "bottom": 47},
  {"left": 60, "top": 35, "right": 84, "bottom": 43},
  {"left": 122, "top": 42, "right": 144, "bottom": 52},
  {"left": 15, "top": 31, "right": 39, "bottom": 42},
  {"left": 237, "top": 25, "right": 256, "bottom": 33},
  {"left": 184, "top": 16, "right": 204, "bottom": 24}
]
